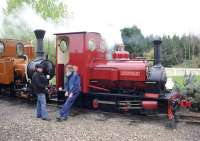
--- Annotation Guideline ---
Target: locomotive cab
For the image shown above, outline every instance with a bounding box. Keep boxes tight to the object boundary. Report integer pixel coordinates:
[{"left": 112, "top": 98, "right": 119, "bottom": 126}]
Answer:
[
  {"left": 0, "top": 39, "right": 37, "bottom": 99},
  {"left": 0, "top": 39, "right": 32, "bottom": 85},
  {"left": 55, "top": 32, "right": 106, "bottom": 92}
]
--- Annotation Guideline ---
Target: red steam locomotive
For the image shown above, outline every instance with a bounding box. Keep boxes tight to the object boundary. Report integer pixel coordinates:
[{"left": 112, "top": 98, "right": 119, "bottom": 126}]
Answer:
[{"left": 53, "top": 30, "right": 179, "bottom": 121}]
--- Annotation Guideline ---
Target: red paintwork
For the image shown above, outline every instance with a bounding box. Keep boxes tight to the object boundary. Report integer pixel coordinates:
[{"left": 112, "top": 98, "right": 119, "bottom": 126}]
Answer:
[
  {"left": 142, "top": 101, "right": 158, "bottom": 109},
  {"left": 55, "top": 32, "right": 106, "bottom": 92},
  {"left": 144, "top": 93, "right": 159, "bottom": 99},
  {"left": 112, "top": 51, "right": 129, "bottom": 59},
  {"left": 88, "top": 85, "right": 110, "bottom": 92},
  {"left": 179, "top": 100, "right": 192, "bottom": 108},
  {"left": 166, "top": 91, "right": 181, "bottom": 120},
  {"left": 90, "top": 60, "right": 147, "bottom": 81},
  {"left": 167, "top": 101, "right": 174, "bottom": 120},
  {"left": 55, "top": 32, "right": 148, "bottom": 93},
  {"left": 56, "top": 64, "right": 64, "bottom": 89},
  {"left": 92, "top": 99, "right": 99, "bottom": 109}
]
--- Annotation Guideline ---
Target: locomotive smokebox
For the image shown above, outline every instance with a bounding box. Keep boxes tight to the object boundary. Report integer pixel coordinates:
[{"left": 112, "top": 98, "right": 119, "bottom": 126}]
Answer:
[
  {"left": 147, "top": 38, "right": 166, "bottom": 87},
  {"left": 34, "top": 29, "right": 45, "bottom": 58},
  {"left": 153, "top": 38, "right": 162, "bottom": 65},
  {"left": 27, "top": 29, "right": 55, "bottom": 80}
]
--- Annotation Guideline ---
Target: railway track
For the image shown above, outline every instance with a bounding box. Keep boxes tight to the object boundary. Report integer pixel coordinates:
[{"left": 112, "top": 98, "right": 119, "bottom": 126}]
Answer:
[
  {"left": 47, "top": 100, "right": 200, "bottom": 125},
  {"left": 1, "top": 94, "right": 200, "bottom": 125},
  {"left": 176, "top": 112, "right": 200, "bottom": 124}
]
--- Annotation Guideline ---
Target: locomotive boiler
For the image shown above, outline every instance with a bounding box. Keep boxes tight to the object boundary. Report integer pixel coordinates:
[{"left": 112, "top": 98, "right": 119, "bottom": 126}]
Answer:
[{"left": 55, "top": 31, "right": 179, "bottom": 120}]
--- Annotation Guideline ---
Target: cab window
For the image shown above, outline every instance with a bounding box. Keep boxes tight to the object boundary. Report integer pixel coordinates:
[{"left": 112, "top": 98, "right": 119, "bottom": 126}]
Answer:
[
  {"left": 16, "top": 42, "right": 24, "bottom": 56},
  {"left": 88, "top": 39, "right": 96, "bottom": 51},
  {"left": 0, "top": 41, "right": 4, "bottom": 53},
  {"left": 60, "top": 40, "right": 68, "bottom": 53},
  {"left": 57, "top": 37, "right": 69, "bottom": 65}
]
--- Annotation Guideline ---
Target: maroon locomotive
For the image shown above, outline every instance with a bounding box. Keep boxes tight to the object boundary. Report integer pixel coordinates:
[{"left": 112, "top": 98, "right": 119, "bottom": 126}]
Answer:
[{"left": 54, "top": 30, "right": 179, "bottom": 121}]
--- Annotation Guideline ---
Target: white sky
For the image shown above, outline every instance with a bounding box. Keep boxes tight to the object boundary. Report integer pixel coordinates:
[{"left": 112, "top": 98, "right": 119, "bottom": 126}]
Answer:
[{"left": 1, "top": 0, "right": 200, "bottom": 45}]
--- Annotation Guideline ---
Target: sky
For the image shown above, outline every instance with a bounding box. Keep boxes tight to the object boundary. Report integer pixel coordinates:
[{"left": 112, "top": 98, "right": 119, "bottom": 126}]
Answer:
[{"left": 1, "top": 0, "right": 200, "bottom": 45}]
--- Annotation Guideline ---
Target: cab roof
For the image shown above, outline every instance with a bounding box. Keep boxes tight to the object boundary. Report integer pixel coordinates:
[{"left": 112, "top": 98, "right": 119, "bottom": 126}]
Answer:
[{"left": 54, "top": 31, "right": 100, "bottom": 35}]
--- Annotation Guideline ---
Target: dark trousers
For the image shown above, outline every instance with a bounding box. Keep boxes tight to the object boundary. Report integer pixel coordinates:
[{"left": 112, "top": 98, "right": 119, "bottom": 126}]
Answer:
[
  {"left": 37, "top": 93, "right": 48, "bottom": 119},
  {"left": 59, "top": 93, "right": 79, "bottom": 118}
]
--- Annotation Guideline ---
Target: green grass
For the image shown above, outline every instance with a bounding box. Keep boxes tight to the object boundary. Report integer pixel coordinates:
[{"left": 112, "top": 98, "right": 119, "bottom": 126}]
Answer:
[
  {"left": 171, "top": 76, "right": 185, "bottom": 87},
  {"left": 171, "top": 75, "right": 200, "bottom": 89}
]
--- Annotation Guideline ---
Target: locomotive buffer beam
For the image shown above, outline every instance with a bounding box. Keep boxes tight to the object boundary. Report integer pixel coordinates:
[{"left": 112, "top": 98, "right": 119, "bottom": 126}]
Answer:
[{"left": 118, "top": 101, "right": 143, "bottom": 110}]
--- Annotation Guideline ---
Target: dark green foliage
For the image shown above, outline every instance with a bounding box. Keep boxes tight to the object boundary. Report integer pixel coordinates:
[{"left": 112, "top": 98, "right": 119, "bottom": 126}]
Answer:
[
  {"left": 161, "top": 35, "right": 184, "bottom": 67},
  {"left": 121, "top": 26, "right": 151, "bottom": 57},
  {"left": 173, "top": 74, "right": 200, "bottom": 112},
  {"left": 121, "top": 26, "right": 200, "bottom": 67}
]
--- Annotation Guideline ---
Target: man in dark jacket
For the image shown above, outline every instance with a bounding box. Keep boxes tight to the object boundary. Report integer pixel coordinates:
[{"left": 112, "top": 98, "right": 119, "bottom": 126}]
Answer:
[
  {"left": 32, "top": 64, "right": 50, "bottom": 121},
  {"left": 57, "top": 65, "right": 81, "bottom": 121}
]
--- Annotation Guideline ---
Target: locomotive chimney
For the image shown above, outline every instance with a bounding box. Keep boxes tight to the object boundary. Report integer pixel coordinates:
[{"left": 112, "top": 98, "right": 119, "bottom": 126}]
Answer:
[
  {"left": 153, "top": 38, "right": 162, "bottom": 65},
  {"left": 34, "top": 29, "right": 45, "bottom": 58}
]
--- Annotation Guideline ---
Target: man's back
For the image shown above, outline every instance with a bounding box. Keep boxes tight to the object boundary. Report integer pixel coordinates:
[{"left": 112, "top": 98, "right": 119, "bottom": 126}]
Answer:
[{"left": 32, "top": 72, "right": 47, "bottom": 94}]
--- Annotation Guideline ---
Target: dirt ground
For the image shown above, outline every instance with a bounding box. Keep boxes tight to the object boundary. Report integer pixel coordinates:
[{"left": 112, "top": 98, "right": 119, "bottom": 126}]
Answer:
[{"left": 0, "top": 98, "right": 199, "bottom": 141}]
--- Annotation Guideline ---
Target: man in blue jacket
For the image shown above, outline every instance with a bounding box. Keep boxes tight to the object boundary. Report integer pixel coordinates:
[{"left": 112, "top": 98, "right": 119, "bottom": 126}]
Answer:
[{"left": 57, "top": 65, "right": 81, "bottom": 121}]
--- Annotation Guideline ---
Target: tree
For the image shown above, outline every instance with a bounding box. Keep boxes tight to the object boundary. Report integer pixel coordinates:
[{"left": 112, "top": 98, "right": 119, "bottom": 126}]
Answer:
[
  {"left": 120, "top": 26, "right": 200, "bottom": 67},
  {"left": 158, "top": 35, "right": 183, "bottom": 67},
  {"left": 5, "top": 0, "right": 66, "bottom": 22},
  {"left": 121, "top": 26, "right": 151, "bottom": 57}
]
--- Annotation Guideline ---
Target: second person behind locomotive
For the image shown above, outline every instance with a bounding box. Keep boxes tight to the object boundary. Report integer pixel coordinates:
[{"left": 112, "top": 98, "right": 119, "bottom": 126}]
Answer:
[{"left": 32, "top": 64, "right": 50, "bottom": 121}]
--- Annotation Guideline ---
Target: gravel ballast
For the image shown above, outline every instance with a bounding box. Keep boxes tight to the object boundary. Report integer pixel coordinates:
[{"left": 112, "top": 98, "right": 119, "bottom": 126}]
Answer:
[{"left": 0, "top": 98, "right": 199, "bottom": 141}]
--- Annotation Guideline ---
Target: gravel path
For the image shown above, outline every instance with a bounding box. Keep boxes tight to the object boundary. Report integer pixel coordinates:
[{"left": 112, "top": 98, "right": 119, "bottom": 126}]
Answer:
[{"left": 0, "top": 98, "right": 199, "bottom": 141}]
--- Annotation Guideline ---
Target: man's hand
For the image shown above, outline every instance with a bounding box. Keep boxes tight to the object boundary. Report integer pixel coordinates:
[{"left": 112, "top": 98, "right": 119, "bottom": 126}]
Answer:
[
  {"left": 65, "top": 91, "right": 69, "bottom": 97},
  {"left": 46, "top": 75, "right": 50, "bottom": 80},
  {"left": 69, "top": 93, "right": 73, "bottom": 98}
]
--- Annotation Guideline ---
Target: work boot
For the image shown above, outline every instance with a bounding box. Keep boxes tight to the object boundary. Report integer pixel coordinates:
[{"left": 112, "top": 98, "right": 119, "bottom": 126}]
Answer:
[
  {"left": 42, "top": 118, "right": 51, "bottom": 121},
  {"left": 57, "top": 116, "right": 67, "bottom": 122}
]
